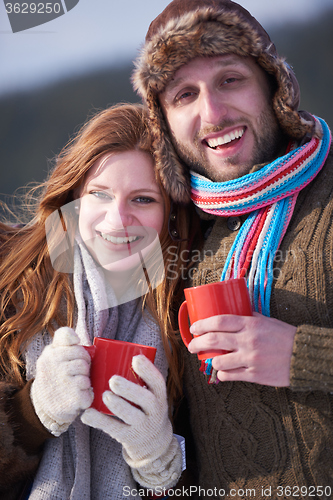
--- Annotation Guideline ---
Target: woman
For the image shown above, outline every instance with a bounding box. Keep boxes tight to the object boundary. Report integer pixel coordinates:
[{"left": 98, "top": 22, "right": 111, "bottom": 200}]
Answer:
[{"left": 0, "top": 103, "right": 198, "bottom": 499}]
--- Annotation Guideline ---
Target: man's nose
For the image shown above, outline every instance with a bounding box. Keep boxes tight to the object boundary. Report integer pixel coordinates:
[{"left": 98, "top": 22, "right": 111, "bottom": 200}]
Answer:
[{"left": 198, "top": 89, "right": 228, "bottom": 125}]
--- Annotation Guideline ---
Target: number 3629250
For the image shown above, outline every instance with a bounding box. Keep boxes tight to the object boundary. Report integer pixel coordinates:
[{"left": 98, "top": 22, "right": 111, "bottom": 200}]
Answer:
[{"left": 5, "top": 3, "right": 62, "bottom": 14}]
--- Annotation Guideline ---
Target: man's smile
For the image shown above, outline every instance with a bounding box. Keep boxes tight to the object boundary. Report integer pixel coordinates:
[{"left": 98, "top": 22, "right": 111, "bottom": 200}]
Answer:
[{"left": 204, "top": 127, "right": 246, "bottom": 149}]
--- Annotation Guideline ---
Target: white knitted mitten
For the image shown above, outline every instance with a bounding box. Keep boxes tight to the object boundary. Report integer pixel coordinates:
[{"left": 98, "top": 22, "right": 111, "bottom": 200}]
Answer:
[
  {"left": 31, "top": 327, "right": 93, "bottom": 436},
  {"left": 81, "top": 354, "right": 182, "bottom": 490}
]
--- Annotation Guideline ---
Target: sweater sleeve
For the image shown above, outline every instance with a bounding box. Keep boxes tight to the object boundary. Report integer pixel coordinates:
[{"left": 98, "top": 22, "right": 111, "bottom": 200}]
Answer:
[
  {"left": 0, "top": 379, "right": 53, "bottom": 493},
  {"left": 289, "top": 324, "right": 333, "bottom": 392}
]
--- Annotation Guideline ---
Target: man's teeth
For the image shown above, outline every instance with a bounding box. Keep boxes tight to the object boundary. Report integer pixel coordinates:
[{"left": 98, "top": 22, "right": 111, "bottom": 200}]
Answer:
[
  {"left": 101, "top": 233, "right": 139, "bottom": 244},
  {"left": 207, "top": 128, "right": 245, "bottom": 148}
]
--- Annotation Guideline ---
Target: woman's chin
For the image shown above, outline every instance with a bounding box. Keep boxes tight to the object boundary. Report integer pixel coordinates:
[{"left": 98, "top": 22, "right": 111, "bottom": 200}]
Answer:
[{"left": 99, "top": 253, "right": 143, "bottom": 274}]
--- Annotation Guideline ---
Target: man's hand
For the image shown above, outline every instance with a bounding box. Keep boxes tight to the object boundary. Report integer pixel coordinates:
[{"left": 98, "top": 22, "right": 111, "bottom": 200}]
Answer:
[{"left": 188, "top": 312, "right": 297, "bottom": 387}]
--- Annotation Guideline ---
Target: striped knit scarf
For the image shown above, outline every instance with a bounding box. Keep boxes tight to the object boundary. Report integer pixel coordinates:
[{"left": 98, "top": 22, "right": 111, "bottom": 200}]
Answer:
[
  {"left": 191, "top": 116, "right": 331, "bottom": 317},
  {"left": 190, "top": 116, "right": 331, "bottom": 382}
]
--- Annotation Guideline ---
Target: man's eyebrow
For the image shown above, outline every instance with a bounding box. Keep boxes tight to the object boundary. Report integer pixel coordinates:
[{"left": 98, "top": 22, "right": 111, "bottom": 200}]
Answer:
[
  {"left": 162, "top": 76, "right": 187, "bottom": 96},
  {"left": 161, "top": 56, "right": 247, "bottom": 96},
  {"left": 215, "top": 55, "right": 248, "bottom": 68}
]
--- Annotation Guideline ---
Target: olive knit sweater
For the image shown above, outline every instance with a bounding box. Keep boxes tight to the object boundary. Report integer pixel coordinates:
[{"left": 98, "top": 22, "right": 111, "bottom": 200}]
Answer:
[{"left": 181, "top": 146, "right": 333, "bottom": 499}]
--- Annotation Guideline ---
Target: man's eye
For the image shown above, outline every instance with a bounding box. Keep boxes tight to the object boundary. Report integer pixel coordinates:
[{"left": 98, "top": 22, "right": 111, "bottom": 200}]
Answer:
[
  {"left": 222, "top": 77, "right": 238, "bottom": 85},
  {"left": 175, "top": 90, "right": 196, "bottom": 103},
  {"left": 180, "top": 91, "right": 194, "bottom": 99}
]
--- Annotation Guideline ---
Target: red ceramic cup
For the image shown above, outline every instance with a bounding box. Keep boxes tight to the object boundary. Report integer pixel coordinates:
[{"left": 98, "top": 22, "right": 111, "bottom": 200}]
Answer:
[
  {"left": 84, "top": 338, "right": 156, "bottom": 415},
  {"left": 178, "top": 278, "right": 253, "bottom": 360}
]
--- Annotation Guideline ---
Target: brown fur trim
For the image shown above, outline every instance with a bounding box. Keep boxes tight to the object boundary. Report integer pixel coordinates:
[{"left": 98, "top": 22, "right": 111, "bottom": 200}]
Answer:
[
  {"left": 132, "top": 0, "right": 315, "bottom": 202},
  {"left": 0, "top": 382, "right": 40, "bottom": 491},
  {"left": 149, "top": 92, "right": 191, "bottom": 203},
  {"left": 134, "top": 8, "right": 267, "bottom": 98}
]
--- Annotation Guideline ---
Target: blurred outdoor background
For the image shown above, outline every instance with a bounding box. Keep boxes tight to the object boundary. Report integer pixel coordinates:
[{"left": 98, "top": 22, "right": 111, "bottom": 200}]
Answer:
[{"left": 1, "top": 0, "right": 333, "bottom": 205}]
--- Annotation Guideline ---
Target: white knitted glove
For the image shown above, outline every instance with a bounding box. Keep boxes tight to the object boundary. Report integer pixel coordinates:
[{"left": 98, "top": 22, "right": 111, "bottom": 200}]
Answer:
[
  {"left": 31, "top": 327, "right": 93, "bottom": 436},
  {"left": 81, "top": 354, "right": 182, "bottom": 490}
]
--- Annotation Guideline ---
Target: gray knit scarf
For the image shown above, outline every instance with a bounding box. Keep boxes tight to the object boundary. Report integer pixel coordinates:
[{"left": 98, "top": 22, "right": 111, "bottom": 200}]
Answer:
[{"left": 24, "top": 238, "right": 168, "bottom": 499}]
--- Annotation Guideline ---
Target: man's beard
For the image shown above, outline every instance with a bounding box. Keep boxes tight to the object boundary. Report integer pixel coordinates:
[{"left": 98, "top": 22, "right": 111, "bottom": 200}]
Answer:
[{"left": 170, "top": 107, "right": 285, "bottom": 183}]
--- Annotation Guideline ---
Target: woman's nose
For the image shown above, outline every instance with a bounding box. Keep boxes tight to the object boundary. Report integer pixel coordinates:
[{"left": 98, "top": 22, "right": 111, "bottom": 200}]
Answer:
[{"left": 104, "top": 202, "right": 134, "bottom": 228}]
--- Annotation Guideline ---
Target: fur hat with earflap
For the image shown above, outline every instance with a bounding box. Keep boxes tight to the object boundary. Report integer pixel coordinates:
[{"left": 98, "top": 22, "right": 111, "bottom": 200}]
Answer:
[{"left": 132, "top": 0, "right": 318, "bottom": 203}]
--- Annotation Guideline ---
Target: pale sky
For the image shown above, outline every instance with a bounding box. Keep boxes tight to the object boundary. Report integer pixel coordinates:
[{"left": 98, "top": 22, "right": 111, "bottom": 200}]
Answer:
[{"left": 0, "top": 0, "right": 332, "bottom": 95}]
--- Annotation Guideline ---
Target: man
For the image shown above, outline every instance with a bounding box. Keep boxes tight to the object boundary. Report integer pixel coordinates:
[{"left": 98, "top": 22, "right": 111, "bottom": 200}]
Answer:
[{"left": 132, "top": 0, "right": 333, "bottom": 498}]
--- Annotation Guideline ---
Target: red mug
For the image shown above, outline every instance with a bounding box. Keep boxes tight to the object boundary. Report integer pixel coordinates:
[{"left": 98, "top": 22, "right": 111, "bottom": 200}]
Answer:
[
  {"left": 178, "top": 278, "right": 253, "bottom": 360},
  {"left": 84, "top": 338, "right": 156, "bottom": 415}
]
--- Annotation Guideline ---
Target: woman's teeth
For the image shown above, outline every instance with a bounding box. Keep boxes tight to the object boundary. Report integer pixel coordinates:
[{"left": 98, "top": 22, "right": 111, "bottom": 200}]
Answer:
[
  {"left": 101, "top": 233, "right": 139, "bottom": 244},
  {"left": 207, "top": 127, "right": 245, "bottom": 148}
]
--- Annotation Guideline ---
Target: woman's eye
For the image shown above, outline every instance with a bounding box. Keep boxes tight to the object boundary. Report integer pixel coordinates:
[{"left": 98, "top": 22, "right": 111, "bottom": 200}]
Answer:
[
  {"left": 134, "top": 196, "right": 155, "bottom": 204},
  {"left": 90, "top": 191, "right": 111, "bottom": 200}
]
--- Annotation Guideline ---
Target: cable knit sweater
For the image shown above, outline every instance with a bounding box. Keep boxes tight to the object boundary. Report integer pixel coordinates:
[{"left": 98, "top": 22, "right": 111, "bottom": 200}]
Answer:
[{"left": 180, "top": 146, "right": 333, "bottom": 499}]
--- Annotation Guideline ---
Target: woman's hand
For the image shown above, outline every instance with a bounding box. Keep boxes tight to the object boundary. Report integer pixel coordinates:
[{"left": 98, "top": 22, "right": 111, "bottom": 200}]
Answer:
[
  {"left": 81, "top": 354, "right": 182, "bottom": 490},
  {"left": 31, "top": 327, "right": 93, "bottom": 436}
]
